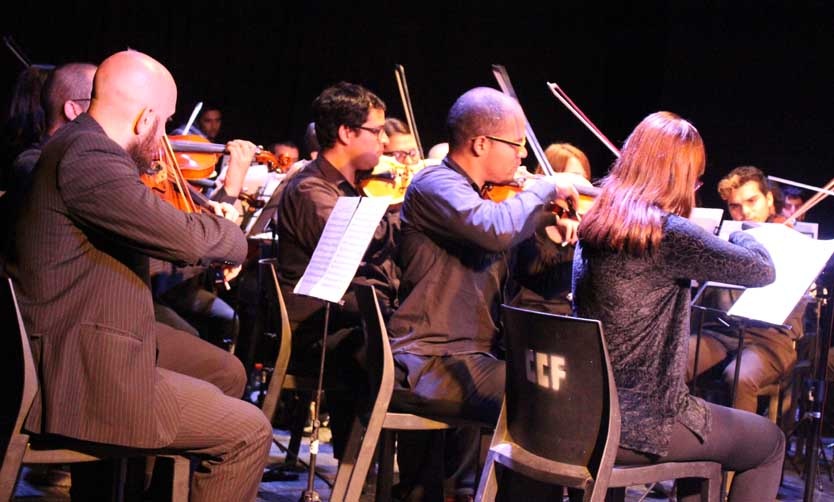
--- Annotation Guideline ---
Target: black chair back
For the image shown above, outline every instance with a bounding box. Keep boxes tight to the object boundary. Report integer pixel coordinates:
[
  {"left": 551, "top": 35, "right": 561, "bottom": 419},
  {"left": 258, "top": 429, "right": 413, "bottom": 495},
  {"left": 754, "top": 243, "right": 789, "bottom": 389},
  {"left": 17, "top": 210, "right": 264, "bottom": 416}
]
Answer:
[{"left": 501, "top": 305, "right": 614, "bottom": 477}]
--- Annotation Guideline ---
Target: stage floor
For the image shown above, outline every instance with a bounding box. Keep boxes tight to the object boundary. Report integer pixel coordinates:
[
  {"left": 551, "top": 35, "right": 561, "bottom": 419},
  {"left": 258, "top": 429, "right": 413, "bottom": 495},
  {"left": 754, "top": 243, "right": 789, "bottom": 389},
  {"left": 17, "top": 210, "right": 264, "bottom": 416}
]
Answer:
[{"left": 11, "top": 427, "right": 834, "bottom": 501}]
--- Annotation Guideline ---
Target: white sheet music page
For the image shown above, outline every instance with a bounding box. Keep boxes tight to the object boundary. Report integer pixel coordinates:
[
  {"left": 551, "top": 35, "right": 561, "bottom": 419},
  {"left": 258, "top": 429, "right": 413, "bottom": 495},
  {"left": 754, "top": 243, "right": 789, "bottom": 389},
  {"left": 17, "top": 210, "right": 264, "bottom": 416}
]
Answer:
[
  {"left": 294, "top": 196, "right": 392, "bottom": 304},
  {"left": 727, "top": 223, "right": 834, "bottom": 325},
  {"left": 689, "top": 207, "right": 724, "bottom": 235}
]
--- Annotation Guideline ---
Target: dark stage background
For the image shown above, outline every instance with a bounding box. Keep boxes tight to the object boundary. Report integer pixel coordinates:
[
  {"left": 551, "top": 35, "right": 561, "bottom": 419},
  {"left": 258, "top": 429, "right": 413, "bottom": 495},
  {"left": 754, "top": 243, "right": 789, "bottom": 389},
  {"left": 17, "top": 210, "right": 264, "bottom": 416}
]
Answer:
[{"left": 4, "top": 2, "right": 833, "bottom": 236}]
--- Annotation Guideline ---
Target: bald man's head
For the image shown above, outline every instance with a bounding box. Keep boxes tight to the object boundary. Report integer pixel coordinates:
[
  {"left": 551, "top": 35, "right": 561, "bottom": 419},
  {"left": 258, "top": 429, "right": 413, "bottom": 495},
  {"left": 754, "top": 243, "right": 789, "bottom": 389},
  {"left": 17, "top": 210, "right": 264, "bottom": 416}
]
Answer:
[
  {"left": 88, "top": 50, "right": 176, "bottom": 152},
  {"left": 446, "top": 87, "right": 522, "bottom": 151}
]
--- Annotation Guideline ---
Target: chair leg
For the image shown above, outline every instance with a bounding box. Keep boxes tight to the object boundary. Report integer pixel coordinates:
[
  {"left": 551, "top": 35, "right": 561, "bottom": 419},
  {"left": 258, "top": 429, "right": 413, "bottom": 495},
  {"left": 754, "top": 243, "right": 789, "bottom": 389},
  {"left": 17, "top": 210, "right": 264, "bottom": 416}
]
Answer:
[
  {"left": 474, "top": 450, "right": 499, "bottom": 502},
  {"left": 332, "top": 418, "right": 364, "bottom": 502},
  {"left": 0, "top": 434, "right": 29, "bottom": 501},
  {"left": 344, "top": 419, "right": 385, "bottom": 502},
  {"left": 111, "top": 457, "right": 128, "bottom": 502},
  {"left": 375, "top": 429, "right": 396, "bottom": 502},
  {"left": 170, "top": 455, "right": 191, "bottom": 502}
]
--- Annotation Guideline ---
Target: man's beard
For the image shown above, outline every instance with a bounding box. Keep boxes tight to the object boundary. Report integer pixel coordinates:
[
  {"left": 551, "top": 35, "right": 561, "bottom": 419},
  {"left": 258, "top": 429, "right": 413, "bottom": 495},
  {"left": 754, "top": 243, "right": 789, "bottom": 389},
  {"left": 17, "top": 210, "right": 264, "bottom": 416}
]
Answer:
[{"left": 128, "top": 120, "right": 161, "bottom": 175}]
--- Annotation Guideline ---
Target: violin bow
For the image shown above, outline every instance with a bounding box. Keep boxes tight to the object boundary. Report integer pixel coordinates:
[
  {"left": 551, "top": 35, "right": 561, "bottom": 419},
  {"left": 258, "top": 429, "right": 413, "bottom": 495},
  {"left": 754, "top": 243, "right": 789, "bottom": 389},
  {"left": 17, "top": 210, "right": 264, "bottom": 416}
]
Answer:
[
  {"left": 3, "top": 35, "right": 53, "bottom": 70},
  {"left": 546, "top": 82, "right": 621, "bottom": 158},
  {"left": 768, "top": 174, "right": 834, "bottom": 224},
  {"left": 182, "top": 101, "right": 203, "bottom": 136},
  {"left": 491, "top": 64, "right": 555, "bottom": 177},
  {"left": 394, "top": 64, "right": 425, "bottom": 160}
]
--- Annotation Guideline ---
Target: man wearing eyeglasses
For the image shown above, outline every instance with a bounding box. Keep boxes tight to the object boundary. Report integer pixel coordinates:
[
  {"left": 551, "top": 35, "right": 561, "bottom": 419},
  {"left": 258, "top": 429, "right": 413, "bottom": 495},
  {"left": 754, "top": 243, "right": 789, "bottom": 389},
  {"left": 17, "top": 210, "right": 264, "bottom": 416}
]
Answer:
[
  {"left": 383, "top": 117, "right": 421, "bottom": 166},
  {"left": 274, "top": 81, "right": 401, "bottom": 462},
  {"left": 387, "top": 87, "right": 586, "bottom": 501}
]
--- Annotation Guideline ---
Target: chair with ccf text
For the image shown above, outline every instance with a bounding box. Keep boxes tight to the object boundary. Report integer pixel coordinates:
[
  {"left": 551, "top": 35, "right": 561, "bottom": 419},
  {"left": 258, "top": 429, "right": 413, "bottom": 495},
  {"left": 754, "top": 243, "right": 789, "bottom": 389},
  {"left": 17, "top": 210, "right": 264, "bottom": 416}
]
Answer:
[{"left": 475, "top": 305, "right": 722, "bottom": 502}]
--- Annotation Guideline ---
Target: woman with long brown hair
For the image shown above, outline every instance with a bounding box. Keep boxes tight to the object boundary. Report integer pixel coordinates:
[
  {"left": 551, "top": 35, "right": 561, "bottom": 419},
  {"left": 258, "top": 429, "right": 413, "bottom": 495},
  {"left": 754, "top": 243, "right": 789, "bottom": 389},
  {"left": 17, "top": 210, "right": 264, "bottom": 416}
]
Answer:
[{"left": 573, "top": 111, "right": 785, "bottom": 501}]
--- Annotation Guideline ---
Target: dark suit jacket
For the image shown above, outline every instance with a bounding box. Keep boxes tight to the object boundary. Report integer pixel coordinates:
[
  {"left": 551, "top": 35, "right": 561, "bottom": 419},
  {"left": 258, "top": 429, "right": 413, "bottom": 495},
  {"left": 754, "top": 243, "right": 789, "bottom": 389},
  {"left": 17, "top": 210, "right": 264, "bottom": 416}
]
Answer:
[{"left": 5, "top": 114, "right": 247, "bottom": 448}]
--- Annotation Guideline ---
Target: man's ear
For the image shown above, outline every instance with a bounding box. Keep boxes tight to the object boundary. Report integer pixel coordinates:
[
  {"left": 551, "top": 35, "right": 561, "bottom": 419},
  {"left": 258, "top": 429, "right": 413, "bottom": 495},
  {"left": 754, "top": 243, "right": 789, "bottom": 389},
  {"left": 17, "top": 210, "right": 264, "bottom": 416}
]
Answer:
[
  {"left": 766, "top": 190, "right": 774, "bottom": 210},
  {"left": 337, "top": 124, "right": 354, "bottom": 145},
  {"left": 63, "top": 100, "right": 83, "bottom": 122},
  {"left": 133, "top": 107, "right": 154, "bottom": 136},
  {"left": 470, "top": 136, "right": 487, "bottom": 157}
]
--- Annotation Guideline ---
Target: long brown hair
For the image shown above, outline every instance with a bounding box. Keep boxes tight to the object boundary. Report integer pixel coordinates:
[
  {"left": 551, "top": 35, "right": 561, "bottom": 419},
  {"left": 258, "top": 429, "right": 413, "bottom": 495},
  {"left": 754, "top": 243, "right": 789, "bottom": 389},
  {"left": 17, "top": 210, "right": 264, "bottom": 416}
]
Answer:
[{"left": 578, "top": 111, "right": 705, "bottom": 255}]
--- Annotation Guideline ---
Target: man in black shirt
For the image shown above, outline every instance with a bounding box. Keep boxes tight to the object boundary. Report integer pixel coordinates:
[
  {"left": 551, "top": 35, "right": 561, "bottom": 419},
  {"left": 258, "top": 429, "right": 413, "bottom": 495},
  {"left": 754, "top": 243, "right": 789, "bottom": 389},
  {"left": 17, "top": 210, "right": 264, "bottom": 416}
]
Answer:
[
  {"left": 387, "top": 87, "right": 582, "bottom": 501},
  {"left": 275, "top": 81, "right": 399, "bottom": 459}
]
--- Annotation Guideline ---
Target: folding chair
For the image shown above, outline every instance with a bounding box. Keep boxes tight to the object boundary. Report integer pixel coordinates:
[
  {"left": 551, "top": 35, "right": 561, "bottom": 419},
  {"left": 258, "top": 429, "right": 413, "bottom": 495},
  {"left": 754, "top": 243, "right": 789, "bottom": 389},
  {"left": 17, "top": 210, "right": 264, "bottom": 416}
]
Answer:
[
  {"left": 332, "top": 284, "right": 492, "bottom": 502},
  {"left": 476, "top": 305, "right": 721, "bottom": 502}
]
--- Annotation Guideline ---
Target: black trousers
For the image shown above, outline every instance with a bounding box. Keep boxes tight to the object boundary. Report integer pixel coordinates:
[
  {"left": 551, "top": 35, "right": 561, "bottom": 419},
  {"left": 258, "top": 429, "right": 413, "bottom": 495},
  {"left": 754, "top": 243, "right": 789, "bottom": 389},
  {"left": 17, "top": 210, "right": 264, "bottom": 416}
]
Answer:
[{"left": 393, "top": 352, "right": 504, "bottom": 501}]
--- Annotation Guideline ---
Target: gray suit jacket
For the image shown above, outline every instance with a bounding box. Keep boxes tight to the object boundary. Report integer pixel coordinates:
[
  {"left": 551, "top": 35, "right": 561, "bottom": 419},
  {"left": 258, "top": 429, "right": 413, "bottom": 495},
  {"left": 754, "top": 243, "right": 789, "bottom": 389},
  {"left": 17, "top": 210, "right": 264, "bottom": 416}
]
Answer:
[{"left": 6, "top": 114, "right": 246, "bottom": 448}]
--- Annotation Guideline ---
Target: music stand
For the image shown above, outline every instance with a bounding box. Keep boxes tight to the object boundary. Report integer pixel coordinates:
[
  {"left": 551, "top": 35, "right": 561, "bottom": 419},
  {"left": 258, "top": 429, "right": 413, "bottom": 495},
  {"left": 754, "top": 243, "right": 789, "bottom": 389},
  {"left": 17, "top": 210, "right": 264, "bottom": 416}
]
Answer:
[
  {"left": 695, "top": 224, "right": 834, "bottom": 501},
  {"left": 796, "top": 259, "right": 834, "bottom": 501},
  {"left": 690, "top": 281, "right": 751, "bottom": 404},
  {"left": 291, "top": 195, "right": 391, "bottom": 501}
]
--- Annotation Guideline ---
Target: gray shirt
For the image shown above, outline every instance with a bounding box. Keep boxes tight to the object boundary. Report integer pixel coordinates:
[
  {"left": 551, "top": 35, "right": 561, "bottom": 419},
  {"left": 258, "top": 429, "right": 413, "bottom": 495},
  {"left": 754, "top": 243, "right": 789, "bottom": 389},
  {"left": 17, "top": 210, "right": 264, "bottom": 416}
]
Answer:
[{"left": 572, "top": 214, "right": 775, "bottom": 456}]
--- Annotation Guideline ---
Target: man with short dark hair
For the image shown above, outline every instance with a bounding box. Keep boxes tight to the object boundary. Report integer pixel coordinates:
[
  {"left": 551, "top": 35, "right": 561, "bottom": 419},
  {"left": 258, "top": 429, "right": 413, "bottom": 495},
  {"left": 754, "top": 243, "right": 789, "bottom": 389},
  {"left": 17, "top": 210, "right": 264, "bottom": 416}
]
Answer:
[{"left": 275, "top": 81, "right": 400, "bottom": 459}]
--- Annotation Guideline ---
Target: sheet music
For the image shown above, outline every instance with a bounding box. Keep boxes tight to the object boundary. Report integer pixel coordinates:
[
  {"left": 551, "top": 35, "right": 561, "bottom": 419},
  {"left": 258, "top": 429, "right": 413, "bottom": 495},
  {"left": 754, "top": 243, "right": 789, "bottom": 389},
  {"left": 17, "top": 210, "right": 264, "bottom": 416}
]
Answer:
[
  {"left": 689, "top": 207, "right": 724, "bottom": 235},
  {"left": 294, "top": 196, "right": 391, "bottom": 303},
  {"left": 726, "top": 223, "right": 834, "bottom": 325}
]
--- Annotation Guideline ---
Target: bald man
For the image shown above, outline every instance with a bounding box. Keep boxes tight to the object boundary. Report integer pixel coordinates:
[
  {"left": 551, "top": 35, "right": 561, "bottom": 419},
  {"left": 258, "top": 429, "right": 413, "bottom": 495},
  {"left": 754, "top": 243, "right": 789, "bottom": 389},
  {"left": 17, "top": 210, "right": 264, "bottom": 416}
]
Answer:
[
  {"left": 4, "top": 51, "right": 271, "bottom": 501},
  {"left": 387, "top": 87, "right": 582, "bottom": 500}
]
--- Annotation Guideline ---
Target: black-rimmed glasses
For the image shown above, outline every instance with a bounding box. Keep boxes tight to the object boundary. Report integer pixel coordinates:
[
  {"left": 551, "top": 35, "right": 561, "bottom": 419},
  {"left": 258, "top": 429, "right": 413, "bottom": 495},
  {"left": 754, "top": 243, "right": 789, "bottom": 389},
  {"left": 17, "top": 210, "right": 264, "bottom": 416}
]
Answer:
[
  {"left": 485, "top": 134, "right": 526, "bottom": 152},
  {"left": 356, "top": 125, "right": 386, "bottom": 138}
]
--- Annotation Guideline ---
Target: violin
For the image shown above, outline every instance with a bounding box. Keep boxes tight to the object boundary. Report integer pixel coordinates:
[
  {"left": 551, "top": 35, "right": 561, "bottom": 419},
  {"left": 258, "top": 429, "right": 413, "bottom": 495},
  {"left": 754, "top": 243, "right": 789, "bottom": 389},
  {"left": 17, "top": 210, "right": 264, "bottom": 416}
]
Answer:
[
  {"left": 168, "top": 134, "right": 291, "bottom": 179},
  {"left": 357, "top": 155, "right": 423, "bottom": 205},
  {"left": 481, "top": 169, "right": 599, "bottom": 220},
  {"left": 141, "top": 135, "right": 206, "bottom": 213},
  {"left": 140, "top": 135, "right": 237, "bottom": 290}
]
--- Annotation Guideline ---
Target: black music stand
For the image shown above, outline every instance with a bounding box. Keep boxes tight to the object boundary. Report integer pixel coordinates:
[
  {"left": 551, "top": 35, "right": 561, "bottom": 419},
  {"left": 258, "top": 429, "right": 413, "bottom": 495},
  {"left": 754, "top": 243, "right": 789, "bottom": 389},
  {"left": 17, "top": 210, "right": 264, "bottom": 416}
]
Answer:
[
  {"left": 794, "top": 259, "right": 834, "bottom": 501},
  {"left": 290, "top": 195, "right": 391, "bottom": 501},
  {"left": 690, "top": 282, "right": 794, "bottom": 410}
]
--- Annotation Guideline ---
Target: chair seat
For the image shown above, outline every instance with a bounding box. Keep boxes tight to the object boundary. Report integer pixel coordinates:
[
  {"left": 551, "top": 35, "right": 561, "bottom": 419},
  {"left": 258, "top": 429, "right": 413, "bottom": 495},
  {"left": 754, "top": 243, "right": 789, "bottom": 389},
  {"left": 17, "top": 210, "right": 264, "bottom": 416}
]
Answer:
[{"left": 25, "top": 435, "right": 130, "bottom": 464}]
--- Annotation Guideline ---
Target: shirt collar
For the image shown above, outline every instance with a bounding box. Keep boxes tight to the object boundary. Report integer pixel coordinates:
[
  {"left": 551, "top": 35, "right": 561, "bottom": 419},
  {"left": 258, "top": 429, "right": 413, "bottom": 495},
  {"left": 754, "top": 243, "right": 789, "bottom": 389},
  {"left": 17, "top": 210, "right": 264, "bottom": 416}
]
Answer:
[
  {"left": 442, "top": 157, "right": 481, "bottom": 193},
  {"left": 314, "top": 155, "right": 357, "bottom": 193}
]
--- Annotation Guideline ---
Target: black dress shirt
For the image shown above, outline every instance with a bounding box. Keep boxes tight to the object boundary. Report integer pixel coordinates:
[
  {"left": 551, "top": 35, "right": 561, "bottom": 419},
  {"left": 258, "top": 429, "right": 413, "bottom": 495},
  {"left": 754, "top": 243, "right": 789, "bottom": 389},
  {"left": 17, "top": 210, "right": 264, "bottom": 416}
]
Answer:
[{"left": 275, "top": 156, "right": 400, "bottom": 349}]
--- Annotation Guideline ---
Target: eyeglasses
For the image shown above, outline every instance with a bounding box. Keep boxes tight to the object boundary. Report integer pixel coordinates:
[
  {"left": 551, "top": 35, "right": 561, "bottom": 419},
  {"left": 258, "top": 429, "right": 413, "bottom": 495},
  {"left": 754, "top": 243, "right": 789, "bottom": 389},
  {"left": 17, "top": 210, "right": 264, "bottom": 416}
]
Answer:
[
  {"left": 70, "top": 98, "right": 91, "bottom": 102},
  {"left": 384, "top": 149, "right": 420, "bottom": 162},
  {"left": 485, "top": 134, "right": 526, "bottom": 153},
  {"left": 356, "top": 125, "right": 386, "bottom": 138}
]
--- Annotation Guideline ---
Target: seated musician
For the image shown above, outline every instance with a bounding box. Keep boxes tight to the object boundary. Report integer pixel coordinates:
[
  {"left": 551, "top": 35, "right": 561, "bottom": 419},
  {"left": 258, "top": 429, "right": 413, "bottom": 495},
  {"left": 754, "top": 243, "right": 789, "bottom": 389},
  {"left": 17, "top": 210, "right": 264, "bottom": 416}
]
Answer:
[
  {"left": 274, "top": 81, "right": 400, "bottom": 460},
  {"left": 511, "top": 142, "right": 592, "bottom": 315},
  {"left": 781, "top": 185, "right": 807, "bottom": 222},
  {"left": 386, "top": 87, "right": 582, "bottom": 501},
  {"left": 687, "top": 165, "right": 805, "bottom": 414},
  {"left": 3, "top": 50, "right": 272, "bottom": 502},
  {"left": 383, "top": 117, "right": 422, "bottom": 166},
  {"left": 573, "top": 113, "right": 785, "bottom": 501}
]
